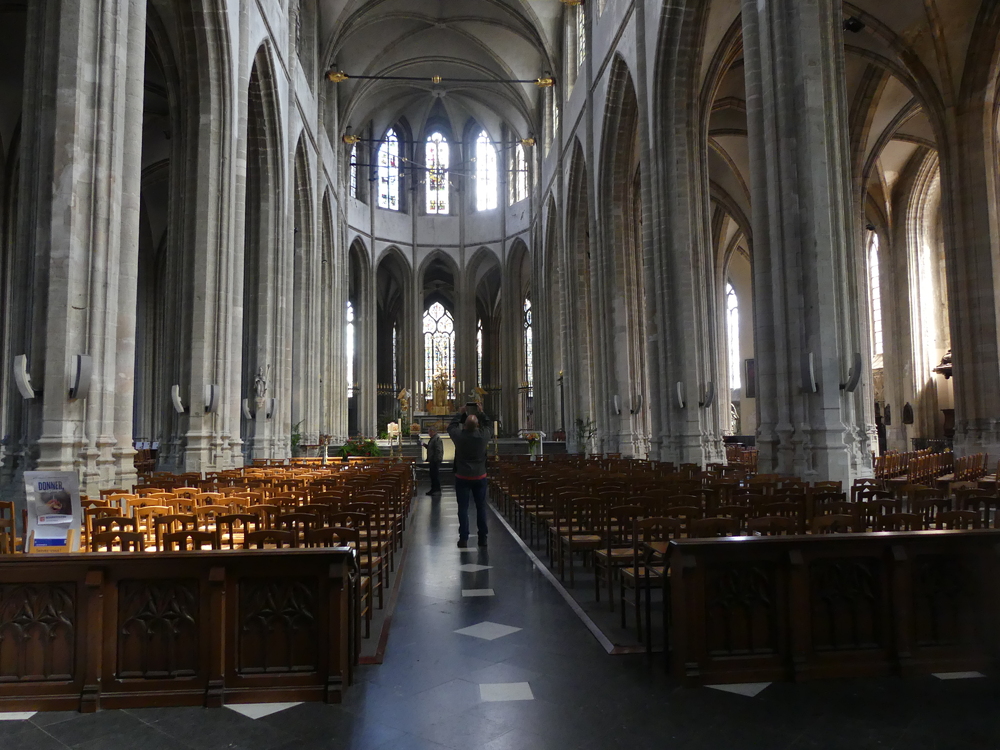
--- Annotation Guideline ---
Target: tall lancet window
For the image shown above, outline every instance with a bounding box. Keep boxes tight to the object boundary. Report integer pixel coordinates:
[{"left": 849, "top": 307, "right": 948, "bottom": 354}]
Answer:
[
  {"left": 475, "top": 130, "right": 498, "bottom": 211},
  {"left": 726, "top": 283, "right": 741, "bottom": 390},
  {"left": 523, "top": 297, "right": 533, "bottom": 395},
  {"left": 510, "top": 143, "right": 528, "bottom": 205},
  {"left": 426, "top": 132, "right": 449, "bottom": 214},
  {"left": 868, "top": 232, "right": 883, "bottom": 367},
  {"left": 349, "top": 143, "right": 358, "bottom": 198},
  {"left": 477, "top": 318, "right": 484, "bottom": 387},
  {"left": 346, "top": 301, "right": 356, "bottom": 396},
  {"left": 423, "top": 302, "right": 455, "bottom": 396},
  {"left": 377, "top": 129, "right": 400, "bottom": 210},
  {"left": 576, "top": 4, "right": 586, "bottom": 71}
]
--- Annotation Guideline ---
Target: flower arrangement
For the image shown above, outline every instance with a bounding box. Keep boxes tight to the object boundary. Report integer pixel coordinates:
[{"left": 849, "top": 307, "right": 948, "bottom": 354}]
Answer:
[
  {"left": 338, "top": 438, "right": 382, "bottom": 458},
  {"left": 525, "top": 432, "right": 541, "bottom": 449}
]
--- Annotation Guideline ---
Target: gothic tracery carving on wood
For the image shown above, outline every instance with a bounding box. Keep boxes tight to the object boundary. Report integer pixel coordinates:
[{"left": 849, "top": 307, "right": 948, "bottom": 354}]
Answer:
[
  {"left": 117, "top": 580, "right": 199, "bottom": 679},
  {"left": 706, "top": 564, "right": 779, "bottom": 656},
  {"left": 810, "top": 559, "right": 882, "bottom": 651},
  {"left": 0, "top": 583, "right": 75, "bottom": 681},
  {"left": 238, "top": 578, "right": 319, "bottom": 674}
]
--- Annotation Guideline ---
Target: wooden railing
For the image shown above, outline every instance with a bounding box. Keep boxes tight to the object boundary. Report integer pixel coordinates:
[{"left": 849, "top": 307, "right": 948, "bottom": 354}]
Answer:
[
  {"left": 668, "top": 530, "right": 1000, "bottom": 685},
  {"left": 0, "top": 548, "right": 356, "bottom": 712}
]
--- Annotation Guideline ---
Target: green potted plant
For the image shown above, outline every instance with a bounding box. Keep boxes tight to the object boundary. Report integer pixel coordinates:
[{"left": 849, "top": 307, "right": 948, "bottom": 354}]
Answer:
[{"left": 290, "top": 420, "right": 304, "bottom": 456}]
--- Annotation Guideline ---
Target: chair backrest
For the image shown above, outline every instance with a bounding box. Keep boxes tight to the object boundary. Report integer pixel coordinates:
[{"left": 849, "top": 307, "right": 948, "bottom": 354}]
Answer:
[
  {"left": 812, "top": 514, "right": 857, "bottom": 534},
  {"left": 936, "top": 510, "right": 982, "bottom": 530},
  {"left": 304, "top": 526, "right": 359, "bottom": 548},
  {"left": 92, "top": 530, "right": 144, "bottom": 552},
  {"left": 244, "top": 529, "right": 296, "bottom": 549},
  {"left": 876, "top": 513, "right": 924, "bottom": 532},
  {"left": 154, "top": 514, "right": 198, "bottom": 549},
  {"left": 216, "top": 514, "right": 263, "bottom": 549},
  {"left": 163, "top": 530, "right": 219, "bottom": 551},
  {"left": 747, "top": 516, "right": 796, "bottom": 536},
  {"left": 93, "top": 516, "right": 139, "bottom": 534},
  {"left": 689, "top": 516, "right": 740, "bottom": 538}
]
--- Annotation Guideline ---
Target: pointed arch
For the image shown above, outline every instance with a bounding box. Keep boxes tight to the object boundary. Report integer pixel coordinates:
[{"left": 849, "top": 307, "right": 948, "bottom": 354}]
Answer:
[{"left": 240, "top": 41, "right": 284, "bottom": 457}]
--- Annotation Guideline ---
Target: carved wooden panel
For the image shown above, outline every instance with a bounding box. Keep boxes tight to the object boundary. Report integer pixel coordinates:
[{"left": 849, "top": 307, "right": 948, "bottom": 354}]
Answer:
[
  {"left": 809, "top": 558, "right": 882, "bottom": 651},
  {"left": 0, "top": 583, "right": 75, "bottom": 682},
  {"left": 238, "top": 578, "right": 319, "bottom": 674},
  {"left": 913, "top": 555, "right": 978, "bottom": 648},
  {"left": 705, "top": 563, "right": 779, "bottom": 656},
  {"left": 117, "top": 580, "right": 199, "bottom": 679}
]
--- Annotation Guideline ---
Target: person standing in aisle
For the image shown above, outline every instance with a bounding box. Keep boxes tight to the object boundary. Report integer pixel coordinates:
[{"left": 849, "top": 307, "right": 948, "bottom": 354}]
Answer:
[
  {"left": 423, "top": 426, "right": 443, "bottom": 495},
  {"left": 448, "top": 404, "right": 492, "bottom": 547}
]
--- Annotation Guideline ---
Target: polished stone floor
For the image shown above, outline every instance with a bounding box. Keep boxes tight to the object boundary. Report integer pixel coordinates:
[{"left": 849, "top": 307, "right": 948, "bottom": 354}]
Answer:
[{"left": 2, "top": 484, "right": 999, "bottom": 749}]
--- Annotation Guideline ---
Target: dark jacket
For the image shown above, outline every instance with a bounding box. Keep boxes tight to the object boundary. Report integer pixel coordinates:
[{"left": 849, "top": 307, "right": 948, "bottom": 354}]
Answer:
[
  {"left": 425, "top": 433, "right": 444, "bottom": 463},
  {"left": 448, "top": 412, "right": 493, "bottom": 479}
]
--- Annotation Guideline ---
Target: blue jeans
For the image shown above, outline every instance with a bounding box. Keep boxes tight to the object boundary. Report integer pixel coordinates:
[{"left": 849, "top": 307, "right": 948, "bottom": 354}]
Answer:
[{"left": 455, "top": 477, "right": 489, "bottom": 540}]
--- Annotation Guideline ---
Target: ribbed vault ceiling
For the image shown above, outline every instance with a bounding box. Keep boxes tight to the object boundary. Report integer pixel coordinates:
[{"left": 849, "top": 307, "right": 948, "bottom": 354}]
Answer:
[{"left": 320, "top": 0, "right": 560, "bottom": 139}]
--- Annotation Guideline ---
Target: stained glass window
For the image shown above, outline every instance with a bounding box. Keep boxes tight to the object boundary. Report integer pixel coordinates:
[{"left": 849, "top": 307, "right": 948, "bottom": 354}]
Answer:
[
  {"left": 477, "top": 318, "right": 484, "bottom": 387},
  {"left": 349, "top": 143, "right": 358, "bottom": 198},
  {"left": 510, "top": 143, "right": 528, "bottom": 205},
  {"left": 392, "top": 324, "right": 398, "bottom": 392},
  {"left": 423, "top": 302, "right": 455, "bottom": 397},
  {"left": 577, "top": 4, "right": 586, "bottom": 71},
  {"left": 726, "top": 283, "right": 741, "bottom": 390},
  {"left": 426, "top": 132, "right": 449, "bottom": 214},
  {"left": 346, "top": 300, "right": 356, "bottom": 397},
  {"left": 377, "top": 129, "right": 400, "bottom": 210},
  {"left": 475, "top": 130, "right": 497, "bottom": 211},
  {"left": 868, "top": 232, "right": 883, "bottom": 365},
  {"left": 524, "top": 298, "right": 533, "bottom": 396}
]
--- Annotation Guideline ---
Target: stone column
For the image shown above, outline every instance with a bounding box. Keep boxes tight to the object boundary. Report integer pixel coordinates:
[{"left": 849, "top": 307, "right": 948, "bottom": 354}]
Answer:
[
  {"left": 741, "top": 0, "right": 868, "bottom": 484},
  {"left": 17, "top": 1, "right": 145, "bottom": 494},
  {"left": 938, "top": 95, "right": 1000, "bottom": 457},
  {"left": 644, "top": 2, "right": 722, "bottom": 467}
]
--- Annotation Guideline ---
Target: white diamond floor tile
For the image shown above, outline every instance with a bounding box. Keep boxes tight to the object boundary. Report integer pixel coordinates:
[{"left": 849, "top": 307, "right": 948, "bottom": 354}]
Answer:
[
  {"left": 462, "top": 588, "right": 496, "bottom": 597},
  {"left": 0, "top": 712, "right": 36, "bottom": 721},
  {"left": 480, "top": 682, "right": 534, "bottom": 702},
  {"left": 455, "top": 621, "right": 522, "bottom": 641},
  {"left": 706, "top": 682, "right": 772, "bottom": 698},
  {"left": 458, "top": 563, "right": 493, "bottom": 572},
  {"left": 225, "top": 702, "right": 302, "bottom": 720},
  {"left": 933, "top": 671, "right": 985, "bottom": 680}
]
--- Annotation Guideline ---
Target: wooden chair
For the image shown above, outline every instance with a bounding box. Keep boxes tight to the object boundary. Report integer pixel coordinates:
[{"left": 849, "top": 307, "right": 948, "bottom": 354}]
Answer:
[
  {"left": 876, "top": 513, "right": 924, "bottom": 531},
  {"left": 936, "top": 510, "right": 982, "bottom": 530},
  {"left": 244, "top": 529, "right": 296, "bottom": 549},
  {"left": 594, "top": 504, "right": 644, "bottom": 610},
  {"left": 747, "top": 516, "right": 797, "bottom": 536},
  {"left": 163, "top": 530, "right": 220, "bottom": 550},
  {"left": 812, "top": 514, "right": 858, "bottom": 534},
  {"left": 134, "top": 505, "right": 171, "bottom": 546},
  {"left": 690, "top": 516, "right": 740, "bottom": 538},
  {"left": 154, "top": 514, "right": 198, "bottom": 550},
  {"left": 27, "top": 529, "right": 77, "bottom": 553},
  {"left": 93, "top": 516, "right": 139, "bottom": 535},
  {"left": 713, "top": 505, "right": 750, "bottom": 532},
  {"left": 276, "top": 512, "right": 320, "bottom": 546},
  {"left": 334, "top": 509, "right": 385, "bottom": 609},
  {"left": 194, "top": 505, "right": 231, "bottom": 531},
  {"left": 660, "top": 504, "right": 704, "bottom": 535},
  {"left": 555, "top": 497, "right": 605, "bottom": 586},
  {"left": 305, "top": 526, "right": 371, "bottom": 639},
  {"left": 620, "top": 517, "right": 682, "bottom": 648},
  {"left": 91, "top": 530, "right": 144, "bottom": 552},
  {"left": 1, "top": 500, "right": 20, "bottom": 552},
  {"left": 216, "top": 514, "right": 263, "bottom": 549}
]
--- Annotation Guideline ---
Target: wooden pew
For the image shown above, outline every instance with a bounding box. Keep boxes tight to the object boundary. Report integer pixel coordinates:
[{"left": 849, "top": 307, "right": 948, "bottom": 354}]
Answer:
[
  {"left": 0, "top": 547, "right": 357, "bottom": 712},
  {"left": 667, "top": 529, "right": 1000, "bottom": 686}
]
